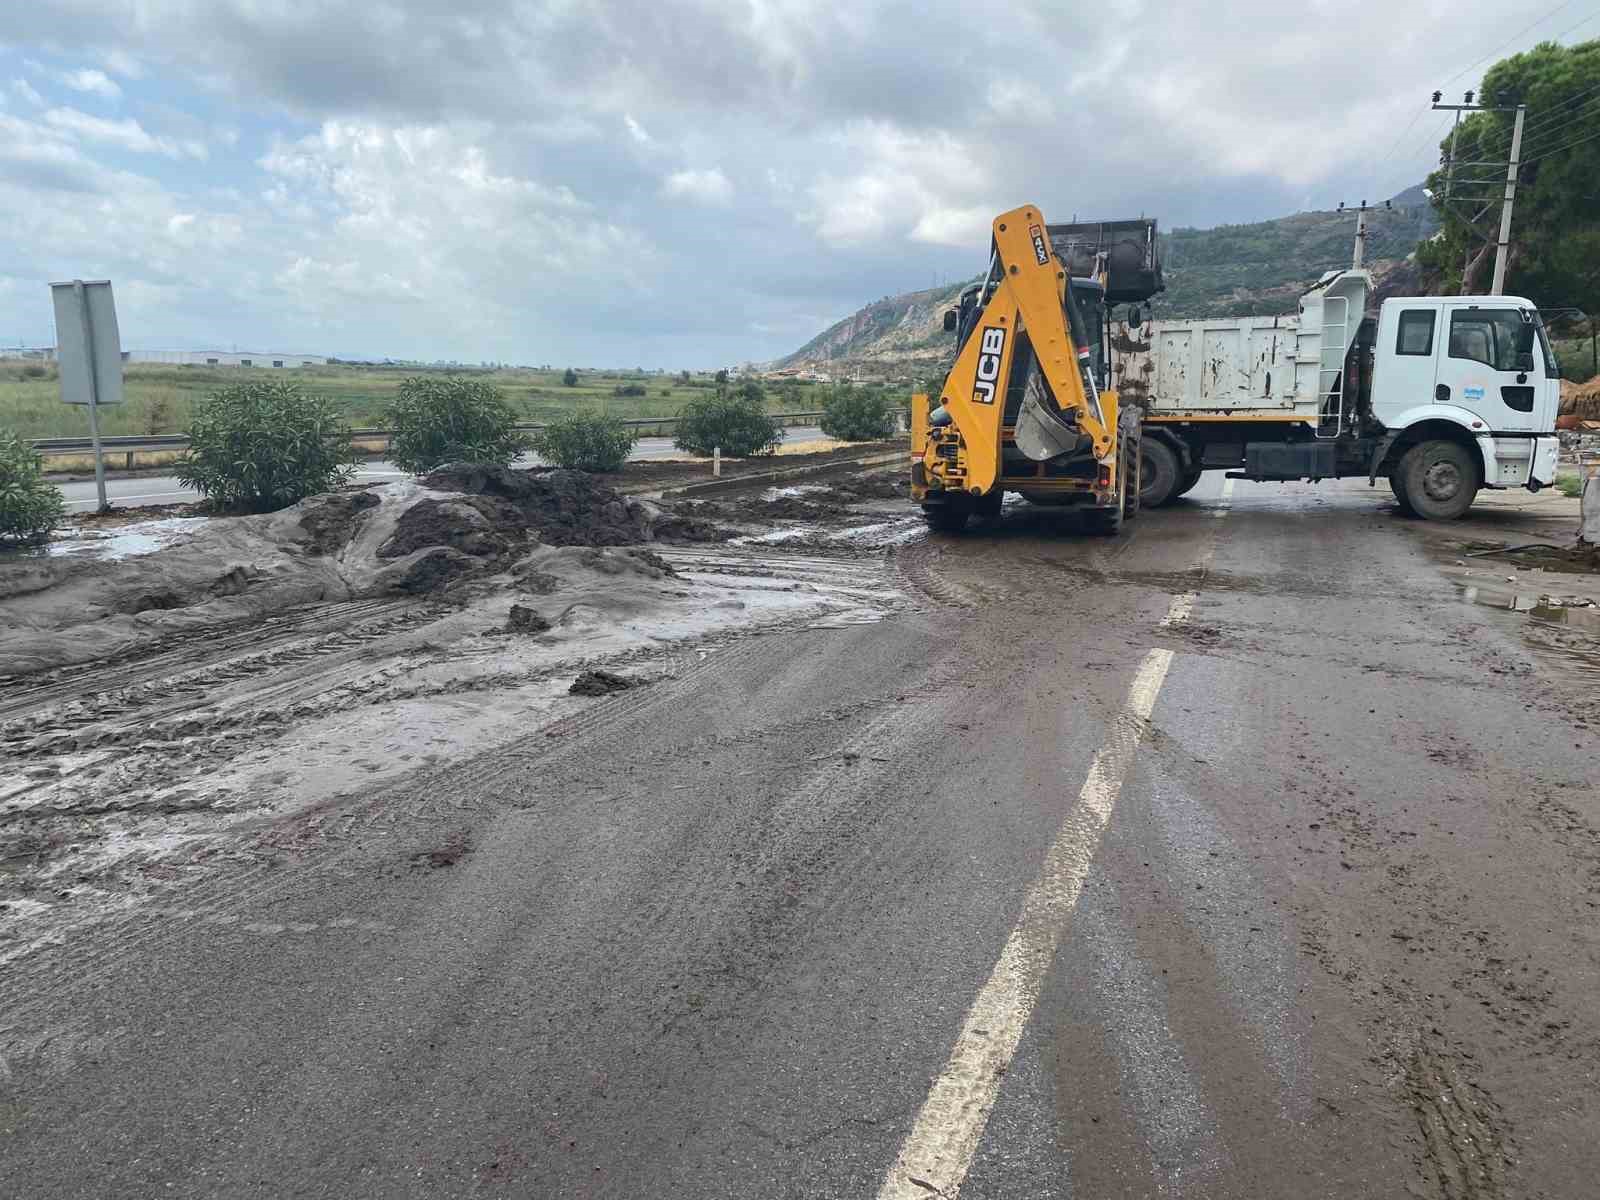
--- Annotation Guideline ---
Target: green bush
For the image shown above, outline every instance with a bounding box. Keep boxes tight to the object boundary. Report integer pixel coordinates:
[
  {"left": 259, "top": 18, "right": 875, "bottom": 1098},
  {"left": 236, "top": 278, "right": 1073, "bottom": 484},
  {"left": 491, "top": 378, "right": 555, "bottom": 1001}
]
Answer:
[
  {"left": 176, "top": 381, "right": 357, "bottom": 512},
  {"left": 531, "top": 413, "right": 638, "bottom": 472},
  {"left": 613, "top": 382, "right": 648, "bottom": 397},
  {"left": 674, "top": 384, "right": 782, "bottom": 457},
  {"left": 562, "top": 368, "right": 579, "bottom": 387},
  {"left": 386, "top": 375, "right": 530, "bottom": 474},
  {"left": 819, "top": 386, "right": 897, "bottom": 441},
  {"left": 0, "top": 430, "right": 65, "bottom": 544}
]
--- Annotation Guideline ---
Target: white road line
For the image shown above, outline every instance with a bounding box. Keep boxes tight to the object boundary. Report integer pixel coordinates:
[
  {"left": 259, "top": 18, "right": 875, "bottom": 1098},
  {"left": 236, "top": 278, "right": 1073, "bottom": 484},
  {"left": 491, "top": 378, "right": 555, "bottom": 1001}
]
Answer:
[
  {"left": 877, "top": 648, "right": 1174, "bottom": 1200},
  {"left": 877, "top": 479, "right": 1236, "bottom": 1200}
]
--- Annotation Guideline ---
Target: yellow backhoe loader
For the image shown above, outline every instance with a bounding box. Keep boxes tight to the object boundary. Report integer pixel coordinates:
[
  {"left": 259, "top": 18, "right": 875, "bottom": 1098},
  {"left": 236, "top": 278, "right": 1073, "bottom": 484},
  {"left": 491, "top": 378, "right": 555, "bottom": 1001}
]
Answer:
[{"left": 910, "top": 204, "right": 1159, "bottom": 534}]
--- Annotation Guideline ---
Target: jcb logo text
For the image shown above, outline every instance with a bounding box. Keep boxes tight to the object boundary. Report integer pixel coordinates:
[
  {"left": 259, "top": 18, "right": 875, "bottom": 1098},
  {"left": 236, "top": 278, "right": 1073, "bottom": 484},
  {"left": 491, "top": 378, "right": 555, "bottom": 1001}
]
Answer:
[{"left": 973, "top": 327, "right": 1006, "bottom": 405}]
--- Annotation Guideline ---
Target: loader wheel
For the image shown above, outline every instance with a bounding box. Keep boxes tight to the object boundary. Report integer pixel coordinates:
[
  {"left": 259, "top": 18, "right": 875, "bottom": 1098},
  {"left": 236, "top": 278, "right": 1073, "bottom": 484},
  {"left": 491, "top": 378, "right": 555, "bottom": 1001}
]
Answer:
[
  {"left": 972, "top": 489, "right": 1004, "bottom": 525},
  {"left": 1398, "top": 440, "right": 1479, "bottom": 521},
  {"left": 1085, "top": 433, "right": 1128, "bottom": 536},
  {"left": 1125, "top": 427, "right": 1143, "bottom": 520},
  {"left": 1173, "top": 468, "right": 1204, "bottom": 498},
  {"left": 922, "top": 499, "right": 971, "bottom": 533},
  {"left": 1388, "top": 473, "right": 1418, "bottom": 517},
  {"left": 1139, "top": 437, "right": 1181, "bottom": 508}
]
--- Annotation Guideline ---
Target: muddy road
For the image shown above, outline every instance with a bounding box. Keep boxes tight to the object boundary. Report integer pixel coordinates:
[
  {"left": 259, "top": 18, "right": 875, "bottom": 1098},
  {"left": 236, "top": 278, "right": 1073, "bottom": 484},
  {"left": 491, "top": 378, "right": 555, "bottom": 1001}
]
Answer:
[{"left": 4, "top": 473, "right": 1599, "bottom": 1199}]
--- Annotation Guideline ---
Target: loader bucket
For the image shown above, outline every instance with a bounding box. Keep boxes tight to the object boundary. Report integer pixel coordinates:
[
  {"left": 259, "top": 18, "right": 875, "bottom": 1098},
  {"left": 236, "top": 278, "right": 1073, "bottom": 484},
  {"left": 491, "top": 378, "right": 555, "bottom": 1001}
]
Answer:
[{"left": 1013, "top": 371, "right": 1089, "bottom": 461}]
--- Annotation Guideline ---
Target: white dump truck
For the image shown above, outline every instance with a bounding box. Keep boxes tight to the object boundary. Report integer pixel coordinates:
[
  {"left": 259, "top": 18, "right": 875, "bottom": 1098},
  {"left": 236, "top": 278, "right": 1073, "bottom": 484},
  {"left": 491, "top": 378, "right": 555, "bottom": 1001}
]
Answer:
[{"left": 1118, "top": 269, "right": 1563, "bottom": 518}]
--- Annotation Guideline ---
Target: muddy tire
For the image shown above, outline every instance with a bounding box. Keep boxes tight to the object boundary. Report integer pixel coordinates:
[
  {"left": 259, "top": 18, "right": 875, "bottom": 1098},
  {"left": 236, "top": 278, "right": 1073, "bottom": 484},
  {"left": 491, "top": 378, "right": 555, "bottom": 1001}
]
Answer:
[
  {"left": 1085, "top": 434, "right": 1128, "bottom": 537},
  {"left": 1388, "top": 473, "right": 1418, "bottom": 517},
  {"left": 1399, "top": 440, "right": 1479, "bottom": 521},
  {"left": 1173, "top": 468, "right": 1204, "bottom": 498},
  {"left": 1139, "top": 437, "right": 1181, "bottom": 508},
  {"left": 922, "top": 499, "right": 971, "bottom": 533},
  {"left": 971, "top": 489, "right": 1004, "bottom": 526}
]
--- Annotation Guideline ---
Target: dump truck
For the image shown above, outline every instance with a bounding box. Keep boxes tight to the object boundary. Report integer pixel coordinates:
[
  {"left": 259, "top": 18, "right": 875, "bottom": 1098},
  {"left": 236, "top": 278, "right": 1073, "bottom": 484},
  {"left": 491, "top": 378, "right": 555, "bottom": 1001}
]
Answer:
[{"left": 911, "top": 203, "right": 1564, "bottom": 530}]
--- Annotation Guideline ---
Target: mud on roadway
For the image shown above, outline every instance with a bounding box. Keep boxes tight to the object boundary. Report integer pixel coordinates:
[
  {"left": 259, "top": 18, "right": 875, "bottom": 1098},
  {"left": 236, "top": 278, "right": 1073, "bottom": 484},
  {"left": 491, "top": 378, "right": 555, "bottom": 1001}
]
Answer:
[{"left": 3, "top": 466, "right": 1600, "bottom": 1200}]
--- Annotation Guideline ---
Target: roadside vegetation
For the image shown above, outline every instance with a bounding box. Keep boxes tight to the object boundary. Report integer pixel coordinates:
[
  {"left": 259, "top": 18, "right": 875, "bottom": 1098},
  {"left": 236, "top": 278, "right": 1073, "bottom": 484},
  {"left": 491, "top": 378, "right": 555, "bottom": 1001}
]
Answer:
[
  {"left": 386, "top": 375, "right": 529, "bottom": 473},
  {"left": 176, "top": 381, "right": 358, "bottom": 512},
  {"left": 0, "top": 429, "right": 66, "bottom": 544},
  {"left": 531, "top": 412, "right": 638, "bottom": 472},
  {"left": 819, "top": 384, "right": 898, "bottom": 441},
  {"left": 1556, "top": 473, "right": 1584, "bottom": 499},
  {"left": 675, "top": 377, "right": 783, "bottom": 457}
]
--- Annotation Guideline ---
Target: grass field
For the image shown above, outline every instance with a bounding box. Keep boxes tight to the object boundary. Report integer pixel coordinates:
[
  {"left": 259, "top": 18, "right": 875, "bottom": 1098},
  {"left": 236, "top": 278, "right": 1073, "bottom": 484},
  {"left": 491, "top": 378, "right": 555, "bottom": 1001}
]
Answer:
[{"left": 0, "top": 363, "right": 827, "bottom": 441}]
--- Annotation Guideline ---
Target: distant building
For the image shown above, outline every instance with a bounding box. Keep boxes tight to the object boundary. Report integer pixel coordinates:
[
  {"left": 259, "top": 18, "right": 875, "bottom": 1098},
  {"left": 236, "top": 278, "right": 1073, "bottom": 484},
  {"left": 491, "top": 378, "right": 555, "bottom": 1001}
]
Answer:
[{"left": 125, "top": 350, "right": 328, "bottom": 368}]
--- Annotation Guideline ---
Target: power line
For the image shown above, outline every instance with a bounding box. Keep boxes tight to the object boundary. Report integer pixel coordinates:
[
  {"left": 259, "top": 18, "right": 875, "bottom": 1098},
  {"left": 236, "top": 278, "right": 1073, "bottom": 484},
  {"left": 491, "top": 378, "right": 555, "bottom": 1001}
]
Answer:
[
  {"left": 1472, "top": 86, "right": 1600, "bottom": 157},
  {"left": 1437, "top": 0, "right": 1583, "bottom": 90},
  {"left": 1521, "top": 122, "right": 1600, "bottom": 164}
]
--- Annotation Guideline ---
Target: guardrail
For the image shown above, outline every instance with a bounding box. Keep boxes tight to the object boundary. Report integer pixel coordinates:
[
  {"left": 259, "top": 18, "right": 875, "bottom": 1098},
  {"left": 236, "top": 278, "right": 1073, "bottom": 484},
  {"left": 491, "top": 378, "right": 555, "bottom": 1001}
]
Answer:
[{"left": 34, "top": 412, "right": 828, "bottom": 467}]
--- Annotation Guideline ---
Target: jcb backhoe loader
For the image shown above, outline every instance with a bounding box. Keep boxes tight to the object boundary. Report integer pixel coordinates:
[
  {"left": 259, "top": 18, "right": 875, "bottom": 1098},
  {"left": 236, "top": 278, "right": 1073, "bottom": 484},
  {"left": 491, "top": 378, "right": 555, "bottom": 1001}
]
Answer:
[{"left": 909, "top": 204, "right": 1160, "bottom": 534}]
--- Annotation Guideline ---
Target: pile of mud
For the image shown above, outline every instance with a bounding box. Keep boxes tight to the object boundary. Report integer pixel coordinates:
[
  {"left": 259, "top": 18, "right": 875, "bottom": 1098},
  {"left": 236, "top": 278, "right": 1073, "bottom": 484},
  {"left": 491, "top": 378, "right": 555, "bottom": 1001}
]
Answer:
[
  {"left": 0, "top": 468, "right": 732, "bottom": 677},
  {"left": 1560, "top": 378, "right": 1600, "bottom": 420}
]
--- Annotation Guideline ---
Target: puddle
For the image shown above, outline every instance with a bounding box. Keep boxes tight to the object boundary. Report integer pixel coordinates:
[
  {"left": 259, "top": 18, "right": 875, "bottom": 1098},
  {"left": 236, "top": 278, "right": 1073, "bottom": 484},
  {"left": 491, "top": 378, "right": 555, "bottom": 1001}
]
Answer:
[
  {"left": 1459, "top": 582, "right": 1600, "bottom": 677},
  {"left": 43, "top": 517, "right": 210, "bottom": 561}
]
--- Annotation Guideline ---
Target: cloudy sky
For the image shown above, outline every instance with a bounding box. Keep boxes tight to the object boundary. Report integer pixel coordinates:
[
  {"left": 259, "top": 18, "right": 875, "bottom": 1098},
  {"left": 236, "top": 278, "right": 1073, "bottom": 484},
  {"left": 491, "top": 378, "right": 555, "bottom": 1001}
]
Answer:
[{"left": 2, "top": 1, "right": 1595, "bottom": 367}]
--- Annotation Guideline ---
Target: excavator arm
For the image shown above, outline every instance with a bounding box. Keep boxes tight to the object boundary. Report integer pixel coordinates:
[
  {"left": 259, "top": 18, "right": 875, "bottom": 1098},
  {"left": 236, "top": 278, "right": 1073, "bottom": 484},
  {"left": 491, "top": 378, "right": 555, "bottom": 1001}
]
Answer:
[{"left": 917, "top": 204, "right": 1117, "bottom": 498}]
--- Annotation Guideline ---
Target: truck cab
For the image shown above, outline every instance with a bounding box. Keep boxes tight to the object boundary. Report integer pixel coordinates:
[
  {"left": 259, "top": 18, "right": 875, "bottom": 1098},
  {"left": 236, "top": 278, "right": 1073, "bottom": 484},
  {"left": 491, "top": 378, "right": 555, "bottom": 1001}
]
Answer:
[{"left": 1370, "top": 295, "right": 1562, "bottom": 498}]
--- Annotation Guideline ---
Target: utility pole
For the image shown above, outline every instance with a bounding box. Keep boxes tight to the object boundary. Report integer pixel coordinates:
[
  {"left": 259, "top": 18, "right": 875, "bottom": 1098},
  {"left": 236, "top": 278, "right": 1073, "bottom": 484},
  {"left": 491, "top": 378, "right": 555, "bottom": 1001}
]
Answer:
[
  {"left": 1490, "top": 104, "right": 1525, "bottom": 296},
  {"left": 1336, "top": 200, "right": 1389, "bottom": 270},
  {"left": 1431, "top": 91, "right": 1526, "bottom": 296}
]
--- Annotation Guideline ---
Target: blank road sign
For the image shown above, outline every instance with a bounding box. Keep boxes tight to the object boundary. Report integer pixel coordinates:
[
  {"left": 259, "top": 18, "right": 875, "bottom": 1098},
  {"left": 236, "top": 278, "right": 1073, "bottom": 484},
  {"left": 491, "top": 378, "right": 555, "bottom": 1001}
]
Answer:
[{"left": 51, "top": 279, "right": 124, "bottom": 406}]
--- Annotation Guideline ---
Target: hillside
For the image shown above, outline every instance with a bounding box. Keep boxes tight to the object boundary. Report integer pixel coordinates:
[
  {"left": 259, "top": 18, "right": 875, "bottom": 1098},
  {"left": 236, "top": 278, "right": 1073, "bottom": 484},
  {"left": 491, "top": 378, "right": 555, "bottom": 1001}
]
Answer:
[{"left": 779, "top": 188, "right": 1437, "bottom": 375}]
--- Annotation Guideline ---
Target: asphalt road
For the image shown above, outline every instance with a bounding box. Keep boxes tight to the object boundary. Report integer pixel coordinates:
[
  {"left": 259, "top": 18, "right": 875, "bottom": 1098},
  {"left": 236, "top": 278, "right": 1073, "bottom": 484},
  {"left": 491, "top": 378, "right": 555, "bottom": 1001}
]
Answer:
[
  {"left": 6, "top": 476, "right": 1599, "bottom": 1198},
  {"left": 54, "top": 426, "right": 828, "bottom": 510}
]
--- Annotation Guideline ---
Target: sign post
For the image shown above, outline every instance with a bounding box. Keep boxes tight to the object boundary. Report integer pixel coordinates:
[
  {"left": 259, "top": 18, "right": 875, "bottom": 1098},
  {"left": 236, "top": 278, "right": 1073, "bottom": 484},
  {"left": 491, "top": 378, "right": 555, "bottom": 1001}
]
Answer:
[{"left": 50, "top": 279, "right": 124, "bottom": 513}]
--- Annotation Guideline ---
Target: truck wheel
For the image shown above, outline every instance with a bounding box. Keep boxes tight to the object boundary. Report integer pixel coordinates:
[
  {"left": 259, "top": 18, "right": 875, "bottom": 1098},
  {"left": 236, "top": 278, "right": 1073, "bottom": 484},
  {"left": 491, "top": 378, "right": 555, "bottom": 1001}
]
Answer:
[
  {"left": 1139, "top": 438, "right": 1181, "bottom": 508},
  {"left": 922, "top": 499, "right": 971, "bottom": 533},
  {"left": 1173, "top": 468, "right": 1204, "bottom": 498},
  {"left": 1399, "top": 440, "right": 1479, "bottom": 521},
  {"left": 1388, "top": 473, "right": 1418, "bottom": 517}
]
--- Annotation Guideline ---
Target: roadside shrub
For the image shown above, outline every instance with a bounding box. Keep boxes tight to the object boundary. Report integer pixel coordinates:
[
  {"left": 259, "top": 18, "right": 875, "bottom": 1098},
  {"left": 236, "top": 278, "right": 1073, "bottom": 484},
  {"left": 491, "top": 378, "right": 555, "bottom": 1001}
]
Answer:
[
  {"left": 819, "top": 385, "right": 896, "bottom": 441},
  {"left": 0, "top": 430, "right": 66, "bottom": 544},
  {"left": 531, "top": 412, "right": 638, "bottom": 472},
  {"left": 674, "top": 384, "right": 782, "bottom": 457},
  {"left": 177, "top": 381, "right": 357, "bottom": 512},
  {"left": 21, "top": 363, "right": 47, "bottom": 380},
  {"left": 386, "top": 375, "right": 530, "bottom": 474}
]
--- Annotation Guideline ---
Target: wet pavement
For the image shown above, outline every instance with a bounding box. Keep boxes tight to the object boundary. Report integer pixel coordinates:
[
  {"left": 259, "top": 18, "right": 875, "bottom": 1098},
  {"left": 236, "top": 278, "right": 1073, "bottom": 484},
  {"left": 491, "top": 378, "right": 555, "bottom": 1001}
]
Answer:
[{"left": 3, "top": 474, "right": 1599, "bottom": 1198}]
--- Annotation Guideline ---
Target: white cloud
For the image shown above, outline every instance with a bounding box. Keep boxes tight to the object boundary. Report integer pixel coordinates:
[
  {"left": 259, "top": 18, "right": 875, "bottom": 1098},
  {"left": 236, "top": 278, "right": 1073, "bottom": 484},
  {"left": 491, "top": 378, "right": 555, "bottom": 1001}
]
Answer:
[
  {"left": 43, "top": 107, "right": 207, "bottom": 159},
  {"left": 624, "top": 114, "right": 651, "bottom": 144},
  {"left": 11, "top": 78, "right": 44, "bottom": 107},
  {"left": 60, "top": 68, "right": 121, "bottom": 100},
  {"left": 663, "top": 167, "right": 732, "bottom": 205}
]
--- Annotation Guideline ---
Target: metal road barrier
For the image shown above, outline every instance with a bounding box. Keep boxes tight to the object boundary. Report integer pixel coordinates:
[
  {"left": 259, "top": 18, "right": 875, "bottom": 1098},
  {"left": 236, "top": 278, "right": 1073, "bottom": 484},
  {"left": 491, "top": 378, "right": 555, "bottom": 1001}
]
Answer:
[{"left": 34, "top": 412, "right": 828, "bottom": 467}]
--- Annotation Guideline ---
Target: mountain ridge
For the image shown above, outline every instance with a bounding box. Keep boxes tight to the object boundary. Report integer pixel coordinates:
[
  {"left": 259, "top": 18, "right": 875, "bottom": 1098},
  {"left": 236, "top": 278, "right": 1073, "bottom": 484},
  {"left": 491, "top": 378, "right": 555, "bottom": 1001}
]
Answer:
[{"left": 778, "top": 188, "right": 1437, "bottom": 374}]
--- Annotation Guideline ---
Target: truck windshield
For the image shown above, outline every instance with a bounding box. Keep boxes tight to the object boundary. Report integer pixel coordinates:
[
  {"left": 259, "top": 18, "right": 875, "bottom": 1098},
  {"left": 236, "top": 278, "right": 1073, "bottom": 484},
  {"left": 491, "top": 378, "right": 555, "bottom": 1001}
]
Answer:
[
  {"left": 1533, "top": 314, "right": 1560, "bottom": 377},
  {"left": 1448, "top": 308, "right": 1537, "bottom": 373}
]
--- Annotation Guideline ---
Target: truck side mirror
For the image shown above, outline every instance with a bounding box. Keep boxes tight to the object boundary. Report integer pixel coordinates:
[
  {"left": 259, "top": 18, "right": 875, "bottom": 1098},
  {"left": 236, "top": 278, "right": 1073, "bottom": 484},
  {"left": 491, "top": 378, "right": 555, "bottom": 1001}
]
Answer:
[
  {"left": 1515, "top": 351, "right": 1535, "bottom": 373},
  {"left": 943, "top": 308, "right": 958, "bottom": 332}
]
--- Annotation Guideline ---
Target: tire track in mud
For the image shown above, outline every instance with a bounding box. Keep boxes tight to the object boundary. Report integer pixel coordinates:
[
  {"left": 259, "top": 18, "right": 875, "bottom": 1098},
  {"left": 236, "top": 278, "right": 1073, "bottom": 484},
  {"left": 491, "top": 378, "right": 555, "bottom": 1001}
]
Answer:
[
  {"left": 0, "top": 598, "right": 433, "bottom": 725},
  {"left": 1, "top": 546, "right": 917, "bottom": 1023},
  {"left": 1, "top": 603, "right": 449, "bottom": 756},
  {"left": 1, "top": 633, "right": 770, "bottom": 1014}
]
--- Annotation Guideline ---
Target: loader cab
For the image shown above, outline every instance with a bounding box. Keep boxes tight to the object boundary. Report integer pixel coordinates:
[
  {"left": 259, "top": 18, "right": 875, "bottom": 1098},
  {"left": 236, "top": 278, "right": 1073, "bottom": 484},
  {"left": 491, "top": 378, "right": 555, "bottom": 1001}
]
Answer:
[{"left": 1068, "top": 278, "right": 1108, "bottom": 389}]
